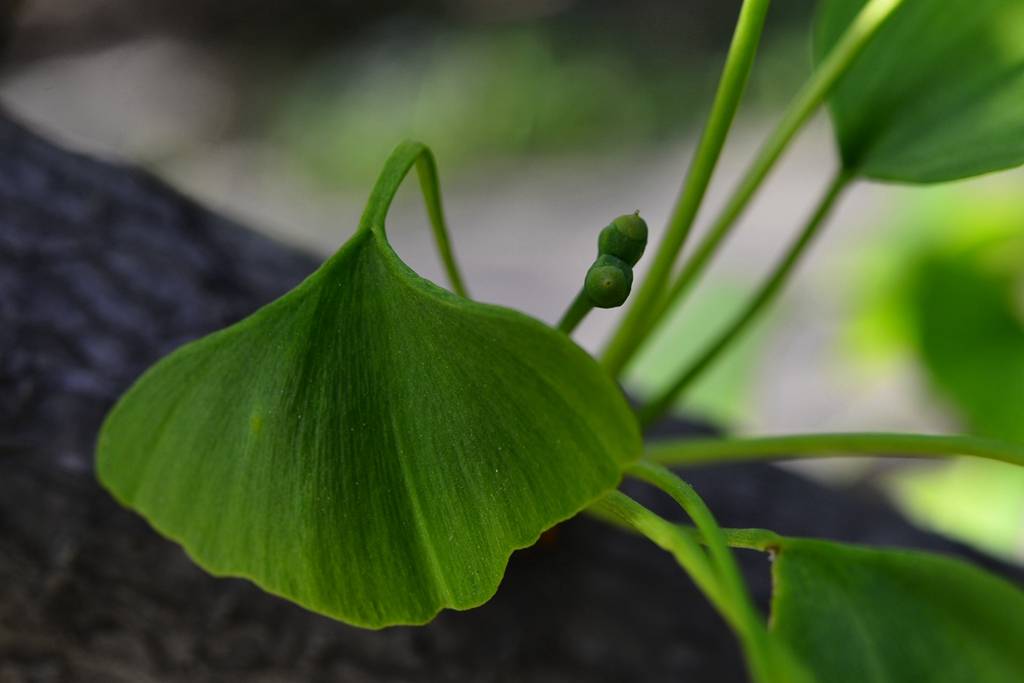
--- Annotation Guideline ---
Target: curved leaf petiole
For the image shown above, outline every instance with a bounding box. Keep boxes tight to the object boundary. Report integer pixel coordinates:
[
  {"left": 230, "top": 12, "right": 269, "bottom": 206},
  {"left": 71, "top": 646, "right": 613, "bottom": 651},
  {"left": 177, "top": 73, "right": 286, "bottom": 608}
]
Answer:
[
  {"left": 624, "top": 461, "right": 798, "bottom": 683},
  {"left": 591, "top": 491, "right": 738, "bottom": 628},
  {"left": 358, "top": 140, "right": 470, "bottom": 297}
]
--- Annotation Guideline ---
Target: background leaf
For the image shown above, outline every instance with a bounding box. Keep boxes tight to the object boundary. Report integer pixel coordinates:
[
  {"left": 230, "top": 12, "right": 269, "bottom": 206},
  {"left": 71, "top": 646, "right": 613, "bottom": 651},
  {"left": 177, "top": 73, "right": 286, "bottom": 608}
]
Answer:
[
  {"left": 97, "top": 226, "right": 640, "bottom": 627},
  {"left": 908, "top": 235, "right": 1024, "bottom": 440},
  {"left": 771, "top": 538, "right": 1024, "bottom": 682},
  {"left": 844, "top": 187, "right": 1024, "bottom": 559},
  {"left": 816, "top": 0, "right": 1024, "bottom": 182}
]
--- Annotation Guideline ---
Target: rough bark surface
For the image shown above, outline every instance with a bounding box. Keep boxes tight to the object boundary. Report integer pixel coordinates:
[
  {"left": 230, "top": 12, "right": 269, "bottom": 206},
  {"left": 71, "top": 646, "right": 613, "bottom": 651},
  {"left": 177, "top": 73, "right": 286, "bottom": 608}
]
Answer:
[{"left": 1, "top": 112, "right": 1019, "bottom": 683}]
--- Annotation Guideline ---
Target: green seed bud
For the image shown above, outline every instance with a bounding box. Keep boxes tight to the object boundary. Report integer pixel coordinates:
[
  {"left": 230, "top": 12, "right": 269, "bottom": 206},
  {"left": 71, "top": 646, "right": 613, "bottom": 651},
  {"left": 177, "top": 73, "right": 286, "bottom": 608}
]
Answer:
[
  {"left": 598, "top": 212, "right": 648, "bottom": 266},
  {"left": 585, "top": 254, "right": 633, "bottom": 308}
]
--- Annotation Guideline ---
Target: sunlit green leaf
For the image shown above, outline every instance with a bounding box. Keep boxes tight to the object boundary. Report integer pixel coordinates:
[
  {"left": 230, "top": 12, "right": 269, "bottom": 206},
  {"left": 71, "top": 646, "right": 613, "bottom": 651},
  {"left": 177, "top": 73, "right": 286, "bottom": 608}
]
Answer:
[
  {"left": 891, "top": 458, "right": 1024, "bottom": 561},
  {"left": 898, "top": 230, "right": 1024, "bottom": 557},
  {"left": 97, "top": 223, "right": 640, "bottom": 627},
  {"left": 771, "top": 538, "right": 1024, "bottom": 682},
  {"left": 816, "top": 0, "right": 1024, "bottom": 182},
  {"left": 843, "top": 188, "right": 1024, "bottom": 558},
  {"left": 909, "top": 234, "right": 1024, "bottom": 441}
]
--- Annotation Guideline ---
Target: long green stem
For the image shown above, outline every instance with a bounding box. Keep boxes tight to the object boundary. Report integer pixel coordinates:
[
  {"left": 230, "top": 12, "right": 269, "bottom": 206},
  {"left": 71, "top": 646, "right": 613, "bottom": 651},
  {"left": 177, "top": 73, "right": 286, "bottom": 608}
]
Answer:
[
  {"left": 584, "top": 502, "right": 782, "bottom": 553},
  {"left": 557, "top": 289, "right": 595, "bottom": 335},
  {"left": 627, "top": 463, "right": 751, "bottom": 615},
  {"left": 592, "top": 491, "right": 736, "bottom": 623},
  {"left": 626, "top": 461, "right": 784, "bottom": 683},
  {"left": 638, "top": 169, "right": 851, "bottom": 426},
  {"left": 358, "top": 140, "right": 470, "bottom": 297},
  {"left": 603, "top": 0, "right": 771, "bottom": 372},
  {"left": 603, "top": 0, "right": 903, "bottom": 375},
  {"left": 645, "top": 432, "right": 1024, "bottom": 469}
]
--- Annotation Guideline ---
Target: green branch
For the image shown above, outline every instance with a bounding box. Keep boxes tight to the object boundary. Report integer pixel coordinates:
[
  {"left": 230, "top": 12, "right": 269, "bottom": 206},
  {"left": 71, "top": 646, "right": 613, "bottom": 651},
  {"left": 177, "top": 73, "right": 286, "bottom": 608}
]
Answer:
[
  {"left": 638, "top": 169, "right": 852, "bottom": 426},
  {"left": 603, "top": 0, "right": 903, "bottom": 375},
  {"left": 591, "top": 491, "right": 734, "bottom": 622},
  {"left": 626, "top": 463, "right": 779, "bottom": 682},
  {"left": 602, "top": 0, "right": 771, "bottom": 373},
  {"left": 627, "top": 462, "right": 753, "bottom": 620},
  {"left": 645, "top": 432, "right": 1024, "bottom": 469},
  {"left": 585, "top": 501, "right": 783, "bottom": 554},
  {"left": 358, "top": 140, "right": 470, "bottom": 297}
]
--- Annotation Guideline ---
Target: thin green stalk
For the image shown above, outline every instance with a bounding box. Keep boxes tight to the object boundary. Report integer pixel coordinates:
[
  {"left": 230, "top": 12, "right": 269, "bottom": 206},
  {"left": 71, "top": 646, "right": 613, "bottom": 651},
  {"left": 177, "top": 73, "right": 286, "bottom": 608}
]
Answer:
[
  {"left": 557, "top": 289, "right": 595, "bottom": 335},
  {"left": 603, "top": 0, "right": 771, "bottom": 372},
  {"left": 358, "top": 140, "right": 470, "bottom": 297},
  {"left": 592, "top": 491, "right": 737, "bottom": 624},
  {"left": 626, "top": 461, "right": 784, "bottom": 683},
  {"left": 677, "top": 524, "right": 784, "bottom": 553},
  {"left": 638, "top": 169, "right": 851, "bottom": 426},
  {"left": 627, "top": 462, "right": 752, "bottom": 616},
  {"left": 603, "top": 0, "right": 903, "bottom": 375},
  {"left": 721, "top": 527, "right": 782, "bottom": 552},
  {"left": 645, "top": 432, "right": 1024, "bottom": 469},
  {"left": 584, "top": 502, "right": 782, "bottom": 553}
]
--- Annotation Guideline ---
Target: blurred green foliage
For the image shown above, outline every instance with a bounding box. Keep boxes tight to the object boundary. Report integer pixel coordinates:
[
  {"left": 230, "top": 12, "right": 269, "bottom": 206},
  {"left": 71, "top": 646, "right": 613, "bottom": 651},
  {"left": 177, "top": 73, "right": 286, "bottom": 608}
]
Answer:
[
  {"left": 627, "top": 283, "right": 767, "bottom": 426},
  {"left": 911, "top": 234, "right": 1024, "bottom": 442},
  {"left": 847, "top": 184, "right": 1024, "bottom": 559},
  {"left": 274, "top": 24, "right": 810, "bottom": 185}
]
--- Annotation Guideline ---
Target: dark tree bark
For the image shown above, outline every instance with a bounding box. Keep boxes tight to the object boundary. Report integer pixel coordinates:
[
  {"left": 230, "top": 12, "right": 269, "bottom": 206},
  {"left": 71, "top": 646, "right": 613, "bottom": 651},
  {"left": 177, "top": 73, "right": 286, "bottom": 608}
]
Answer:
[{"left": 0, "top": 112, "right": 1019, "bottom": 683}]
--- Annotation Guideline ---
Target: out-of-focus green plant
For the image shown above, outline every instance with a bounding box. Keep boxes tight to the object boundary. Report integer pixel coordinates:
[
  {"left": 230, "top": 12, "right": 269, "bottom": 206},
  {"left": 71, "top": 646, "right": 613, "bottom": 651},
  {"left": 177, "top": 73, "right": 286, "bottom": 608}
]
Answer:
[
  {"left": 278, "top": 31, "right": 677, "bottom": 184},
  {"left": 275, "top": 25, "right": 812, "bottom": 185},
  {"left": 847, "top": 187, "right": 1024, "bottom": 559}
]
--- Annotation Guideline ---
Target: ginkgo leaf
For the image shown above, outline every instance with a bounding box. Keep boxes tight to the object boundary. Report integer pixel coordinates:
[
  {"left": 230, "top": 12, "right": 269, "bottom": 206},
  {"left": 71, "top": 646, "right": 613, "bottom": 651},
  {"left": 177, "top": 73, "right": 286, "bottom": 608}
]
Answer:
[
  {"left": 96, "top": 143, "right": 641, "bottom": 628},
  {"left": 770, "top": 538, "right": 1024, "bottom": 682},
  {"left": 816, "top": 0, "right": 1024, "bottom": 182}
]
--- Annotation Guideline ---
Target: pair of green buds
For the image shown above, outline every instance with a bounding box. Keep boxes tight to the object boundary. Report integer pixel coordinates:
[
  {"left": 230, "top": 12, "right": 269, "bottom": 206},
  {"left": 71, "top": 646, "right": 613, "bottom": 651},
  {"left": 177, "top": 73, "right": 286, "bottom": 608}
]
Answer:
[{"left": 585, "top": 212, "right": 649, "bottom": 308}]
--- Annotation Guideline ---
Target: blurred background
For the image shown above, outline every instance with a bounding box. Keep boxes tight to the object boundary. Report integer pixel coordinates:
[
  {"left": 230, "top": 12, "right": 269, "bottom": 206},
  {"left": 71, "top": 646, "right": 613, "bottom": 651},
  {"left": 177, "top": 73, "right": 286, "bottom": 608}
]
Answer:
[{"left": 2, "top": 0, "right": 1022, "bottom": 561}]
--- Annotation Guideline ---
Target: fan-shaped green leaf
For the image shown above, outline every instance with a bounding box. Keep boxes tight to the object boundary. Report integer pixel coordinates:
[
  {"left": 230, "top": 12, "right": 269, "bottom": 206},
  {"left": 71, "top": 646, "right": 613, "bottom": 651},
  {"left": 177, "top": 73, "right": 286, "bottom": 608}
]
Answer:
[
  {"left": 816, "top": 0, "right": 1024, "bottom": 182},
  {"left": 771, "top": 538, "right": 1024, "bottom": 682},
  {"left": 97, "top": 156, "right": 640, "bottom": 628}
]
